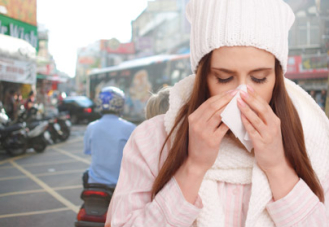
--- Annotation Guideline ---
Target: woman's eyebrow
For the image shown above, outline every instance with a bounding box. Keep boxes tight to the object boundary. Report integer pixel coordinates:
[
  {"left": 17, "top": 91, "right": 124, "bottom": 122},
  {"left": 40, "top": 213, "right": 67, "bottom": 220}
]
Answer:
[
  {"left": 211, "top": 68, "right": 236, "bottom": 73},
  {"left": 250, "top": 68, "right": 273, "bottom": 73},
  {"left": 211, "top": 67, "right": 273, "bottom": 73}
]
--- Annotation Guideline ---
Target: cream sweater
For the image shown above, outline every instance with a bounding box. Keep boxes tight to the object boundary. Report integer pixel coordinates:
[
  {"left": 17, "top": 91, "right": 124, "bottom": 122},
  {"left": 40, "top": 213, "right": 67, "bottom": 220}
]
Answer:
[{"left": 164, "top": 74, "right": 329, "bottom": 226}]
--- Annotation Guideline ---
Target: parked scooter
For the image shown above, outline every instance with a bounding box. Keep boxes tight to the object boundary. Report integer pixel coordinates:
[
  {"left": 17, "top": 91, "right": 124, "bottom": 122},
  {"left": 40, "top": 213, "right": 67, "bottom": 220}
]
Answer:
[
  {"left": 44, "top": 112, "right": 71, "bottom": 144},
  {"left": 75, "top": 183, "right": 115, "bottom": 227},
  {"left": 0, "top": 103, "right": 28, "bottom": 156},
  {"left": 16, "top": 105, "right": 51, "bottom": 152},
  {"left": 56, "top": 112, "right": 71, "bottom": 142}
]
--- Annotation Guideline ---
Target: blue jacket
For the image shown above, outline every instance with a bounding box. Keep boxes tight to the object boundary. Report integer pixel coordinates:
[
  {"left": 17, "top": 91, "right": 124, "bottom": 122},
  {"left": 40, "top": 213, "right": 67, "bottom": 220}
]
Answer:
[{"left": 84, "top": 114, "right": 136, "bottom": 185}]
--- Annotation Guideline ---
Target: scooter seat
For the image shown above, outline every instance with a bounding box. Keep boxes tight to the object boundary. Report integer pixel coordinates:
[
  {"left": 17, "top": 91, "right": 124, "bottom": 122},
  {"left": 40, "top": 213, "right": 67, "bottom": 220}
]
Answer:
[{"left": 85, "top": 183, "right": 116, "bottom": 191}]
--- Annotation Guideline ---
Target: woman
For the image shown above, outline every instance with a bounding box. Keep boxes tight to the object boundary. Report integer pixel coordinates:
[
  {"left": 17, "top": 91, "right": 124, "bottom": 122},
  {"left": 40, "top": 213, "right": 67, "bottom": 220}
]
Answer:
[{"left": 106, "top": 0, "right": 329, "bottom": 226}]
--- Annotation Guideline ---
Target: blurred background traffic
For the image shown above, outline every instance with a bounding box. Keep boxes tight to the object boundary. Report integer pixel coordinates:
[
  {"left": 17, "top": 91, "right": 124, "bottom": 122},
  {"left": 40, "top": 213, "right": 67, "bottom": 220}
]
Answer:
[{"left": 0, "top": 0, "right": 328, "bottom": 126}]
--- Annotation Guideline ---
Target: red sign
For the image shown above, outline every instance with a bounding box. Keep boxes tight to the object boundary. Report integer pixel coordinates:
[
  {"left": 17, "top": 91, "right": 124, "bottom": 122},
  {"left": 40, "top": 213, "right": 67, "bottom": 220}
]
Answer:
[
  {"left": 78, "top": 57, "right": 95, "bottom": 65},
  {"left": 286, "top": 55, "right": 328, "bottom": 80},
  {"left": 100, "top": 40, "right": 135, "bottom": 54}
]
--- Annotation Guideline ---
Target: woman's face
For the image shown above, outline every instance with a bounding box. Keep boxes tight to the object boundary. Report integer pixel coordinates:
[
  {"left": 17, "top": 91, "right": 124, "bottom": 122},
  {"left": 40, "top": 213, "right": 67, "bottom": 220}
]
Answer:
[{"left": 207, "top": 47, "right": 276, "bottom": 103}]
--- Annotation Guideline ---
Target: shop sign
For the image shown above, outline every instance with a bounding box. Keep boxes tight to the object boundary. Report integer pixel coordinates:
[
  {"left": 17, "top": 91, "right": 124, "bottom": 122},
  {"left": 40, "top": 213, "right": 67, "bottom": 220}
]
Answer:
[
  {"left": 287, "top": 55, "right": 328, "bottom": 74},
  {"left": 0, "top": 56, "right": 36, "bottom": 84},
  {"left": 100, "top": 40, "right": 135, "bottom": 54},
  {"left": 0, "top": 0, "right": 37, "bottom": 26},
  {"left": 0, "top": 14, "right": 38, "bottom": 49},
  {"left": 301, "top": 54, "right": 328, "bottom": 72}
]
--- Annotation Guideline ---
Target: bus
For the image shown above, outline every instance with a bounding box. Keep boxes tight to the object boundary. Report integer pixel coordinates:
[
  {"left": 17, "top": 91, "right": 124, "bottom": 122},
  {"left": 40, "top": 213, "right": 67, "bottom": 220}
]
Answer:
[{"left": 88, "top": 54, "right": 191, "bottom": 123}]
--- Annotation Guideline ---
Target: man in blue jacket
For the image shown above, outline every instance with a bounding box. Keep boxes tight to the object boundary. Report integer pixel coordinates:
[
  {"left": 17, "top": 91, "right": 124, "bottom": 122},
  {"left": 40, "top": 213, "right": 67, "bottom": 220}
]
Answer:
[{"left": 83, "top": 86, "right": 136, "bottom": 187}]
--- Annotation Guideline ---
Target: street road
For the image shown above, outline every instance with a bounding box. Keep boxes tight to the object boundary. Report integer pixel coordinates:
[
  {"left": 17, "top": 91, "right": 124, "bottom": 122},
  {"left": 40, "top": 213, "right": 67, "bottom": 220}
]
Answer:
[{"left": 0, "top": 125, "right": 89, "bottom": 227}]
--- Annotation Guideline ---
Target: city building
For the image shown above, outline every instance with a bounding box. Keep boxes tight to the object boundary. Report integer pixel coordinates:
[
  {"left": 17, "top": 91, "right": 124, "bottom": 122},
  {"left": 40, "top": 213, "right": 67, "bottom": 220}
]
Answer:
[
  {"left": 75, "top": 38, "right": 135, "bottom": 95},
  {"left": 131, "top": 0, "right": 190, "bottom": 58},
  {"left": 285, "top": 0, "right": 328, "bottom": 111},
  {"left": 0, "top": 0, "right": 37, "bottom": 105}
]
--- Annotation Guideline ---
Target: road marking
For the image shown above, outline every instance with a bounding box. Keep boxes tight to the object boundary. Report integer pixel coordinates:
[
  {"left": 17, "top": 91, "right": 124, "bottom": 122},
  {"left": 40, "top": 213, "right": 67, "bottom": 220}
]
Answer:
[
  {"left": 0, "top": 189, "right": 45, "bottom": 197},
  {"left": 21, "top": 159, "right": 78, "bottom": 167},
  {"left": 0, "top": 153, "right": 33, "bottom": 166},
  {"left": 35, "top": 169, "right": 86, "bottom": 177},
  {"left": 0, "top": 136, "right": 83, "bottom": 167},
  {"left": 0, "top": 169, "right": 86, "bottom": 181},
  {"left": 53, "top": 147, "right": 91, "bottom": 164},
  {"left": 0, "top": 207, "right": 71, "bottom": 219},
  {"left": 50, "top": 136, "right": 84, "bottom": 148},
  {"left": 0, "top": 185, "right": 82, "bottom": 198},
  {"left": 0, "top": 159, "right": 78, "bottom": 169},
  {"left": 0, "top": 175, "right": 27, "bottom": 181},
  {"left": 10, "top": 161, "right": 79, "bottom": 213}
]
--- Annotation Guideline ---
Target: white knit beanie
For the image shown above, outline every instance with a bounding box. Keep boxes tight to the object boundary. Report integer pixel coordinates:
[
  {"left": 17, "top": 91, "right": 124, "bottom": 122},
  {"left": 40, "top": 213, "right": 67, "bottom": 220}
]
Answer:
[{"left": 186, "top": 0, "right": 295, "bottom": 74}]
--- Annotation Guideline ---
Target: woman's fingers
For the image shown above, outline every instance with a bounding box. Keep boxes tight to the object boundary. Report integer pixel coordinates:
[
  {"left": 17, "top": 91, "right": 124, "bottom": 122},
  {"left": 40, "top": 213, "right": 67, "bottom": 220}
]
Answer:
[
  {"left": 240, "top": 111, "right": 261, "bottom": 140},
  {"left": 239, "top": 89, "right": 273, "bottom": 125},
  {"left": 190, "top": 90, "right": 237, "bottom": 123},
  {"left": 237, "top": 97, "right": 267, "bottom": 137},
  {"left": 204, "top": 90, "right": 237, "bottom": 122},
  {"left": 214, "top": 122, "right": 229, "bottom": 139},
  {"left": 207, "top": 106, "right": 225, "bottom": 131}
]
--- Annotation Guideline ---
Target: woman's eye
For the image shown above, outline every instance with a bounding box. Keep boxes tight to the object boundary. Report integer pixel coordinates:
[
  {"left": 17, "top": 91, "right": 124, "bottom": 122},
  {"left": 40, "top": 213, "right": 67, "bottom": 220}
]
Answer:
[
  {"left": 251, "top": 77, "right": 267, "bottom": 84},
  {"left": 216, "top": 76, "right": 233, "bottom": 83}
]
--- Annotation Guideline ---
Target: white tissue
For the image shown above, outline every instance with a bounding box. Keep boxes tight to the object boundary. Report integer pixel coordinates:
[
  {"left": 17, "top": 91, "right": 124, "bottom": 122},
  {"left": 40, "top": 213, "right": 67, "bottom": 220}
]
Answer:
[{"left": 220, "top": 85, "right": 253, "bottom": 152}]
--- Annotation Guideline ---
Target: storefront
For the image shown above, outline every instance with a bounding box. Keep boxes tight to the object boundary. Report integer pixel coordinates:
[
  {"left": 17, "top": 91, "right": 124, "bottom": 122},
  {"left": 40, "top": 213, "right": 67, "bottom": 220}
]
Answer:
[
  {"left": 0, "top": 33, "right": 36, "bottom": 105},
  {"left": 286, "top": 55, "right": 328, "bottom": 88},
  {"left": 286, "top": 54, "right": 328, "bottom": 109}
]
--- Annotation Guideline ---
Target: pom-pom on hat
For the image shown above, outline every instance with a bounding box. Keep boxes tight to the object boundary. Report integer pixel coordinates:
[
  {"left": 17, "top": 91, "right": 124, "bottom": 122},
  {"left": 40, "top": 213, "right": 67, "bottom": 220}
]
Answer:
[{"left": 186, "top": 0, "right": 295, "bottom": 74}]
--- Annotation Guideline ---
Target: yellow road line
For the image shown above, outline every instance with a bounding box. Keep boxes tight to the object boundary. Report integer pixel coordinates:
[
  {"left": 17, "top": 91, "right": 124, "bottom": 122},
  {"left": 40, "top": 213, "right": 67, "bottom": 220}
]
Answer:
[
  {"left": 10, "top": 161, "right": 79, "bottom": 213},
  {"left": 21, "top": 159, "right": 78, "bottom": 167},
  {"left": 0, "top": 153, "right": 33, "bottom": 166},
  {"left": 35, "top": 169, "right": 86, "bottom": 177},
  {"left": 24, "top": 159, "right": 78, "bottom": 168},
  {"left": 0, "top": 159, "right": 78, "bottom": 170},
  {"left": 50, "top": 136, "right": 83, "bottom": 148},
  {"left": 0, "top": 175, "right": 27, "bottom": 181},
  {"left": 52, "top": 147, "right": 90, "bottom": 164},
  {"left": 0, "top": 185, "right": 82, "bottom": 198},
  {"left": 0, "top": 169, "right": 85, "bottom": 181},
  {"left": 0, "top": 189, "right": 46, "bottom": 197},
  {"left": 0, "top": 207, "right": 71, "bottom": 219}
]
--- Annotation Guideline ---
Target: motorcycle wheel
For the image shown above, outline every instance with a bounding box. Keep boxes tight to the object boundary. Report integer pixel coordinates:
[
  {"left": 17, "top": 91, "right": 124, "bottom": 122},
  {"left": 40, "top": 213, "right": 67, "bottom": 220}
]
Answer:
[
  {"left": 58, "top": 126, "right": 70, "bottom": 141},
  {"left": 5, "top": 134, "right": 27, "bottom": 156},
  {"left": 33, "top": 139, "right": 47, "bottom": 153}
]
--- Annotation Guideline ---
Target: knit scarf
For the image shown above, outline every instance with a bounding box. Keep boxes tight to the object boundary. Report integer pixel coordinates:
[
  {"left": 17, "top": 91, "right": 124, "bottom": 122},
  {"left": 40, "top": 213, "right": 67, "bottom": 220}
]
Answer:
[{"left": 164, "top": 74, "right": 329, "bottom": 227}]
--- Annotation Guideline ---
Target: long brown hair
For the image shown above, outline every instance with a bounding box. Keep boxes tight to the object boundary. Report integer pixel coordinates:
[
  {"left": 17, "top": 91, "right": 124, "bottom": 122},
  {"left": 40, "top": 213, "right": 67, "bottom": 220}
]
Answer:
[{"left": 151, "top": 52, "right": 324, "bottom": 202}]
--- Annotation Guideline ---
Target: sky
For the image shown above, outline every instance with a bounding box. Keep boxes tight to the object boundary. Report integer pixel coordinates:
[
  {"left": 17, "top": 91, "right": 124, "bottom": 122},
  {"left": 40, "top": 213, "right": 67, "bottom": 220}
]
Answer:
[{"left": 37, "top": 0, "right": 149, "bottom": 78}]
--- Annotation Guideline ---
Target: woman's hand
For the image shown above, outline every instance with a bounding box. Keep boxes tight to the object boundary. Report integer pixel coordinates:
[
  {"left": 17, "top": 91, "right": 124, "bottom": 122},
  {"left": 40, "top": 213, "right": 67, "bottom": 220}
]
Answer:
[
  {"left": 238, "top": 86, "right": 299, "bottom": 200},
  {"left": 186, "top": 90, "right": 237, "bottom": 174},
  {"left": 175, "top": 90, "right": 236, "bottom": 204},
  {"left": 237, "top": 86, "right": 286, "bottom": 173}
]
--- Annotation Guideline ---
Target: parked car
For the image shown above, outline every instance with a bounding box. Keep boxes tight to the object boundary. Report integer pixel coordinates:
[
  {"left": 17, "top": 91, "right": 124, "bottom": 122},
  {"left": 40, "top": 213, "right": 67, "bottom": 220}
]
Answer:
[{"left": 58, "top": 96, "right": 101, "bottom": 124}]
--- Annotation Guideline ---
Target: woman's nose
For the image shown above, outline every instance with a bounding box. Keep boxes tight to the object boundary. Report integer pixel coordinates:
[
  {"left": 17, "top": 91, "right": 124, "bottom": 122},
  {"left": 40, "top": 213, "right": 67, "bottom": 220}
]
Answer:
[{"left": 238, "top": 76, "right": 248, "bottom": 86}]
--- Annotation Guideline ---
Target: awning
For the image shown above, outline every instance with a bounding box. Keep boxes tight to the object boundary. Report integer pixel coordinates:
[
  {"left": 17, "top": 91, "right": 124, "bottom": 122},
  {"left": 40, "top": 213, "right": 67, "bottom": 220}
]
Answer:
[
  {"left": 0, "top": 34, "right": 37, "bottom": 84},
  {"left": 0, "top": 34, "right": 36, "bottom": 61},
  {"left": 37, "top": 74, "right": 68, "bottom": 83}
]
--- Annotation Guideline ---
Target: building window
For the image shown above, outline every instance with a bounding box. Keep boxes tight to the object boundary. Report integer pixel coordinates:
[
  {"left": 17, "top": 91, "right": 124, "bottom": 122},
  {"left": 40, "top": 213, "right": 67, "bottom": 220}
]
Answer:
[{"left": 290, "top": 16, "right": 320, "bottom": 47}]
